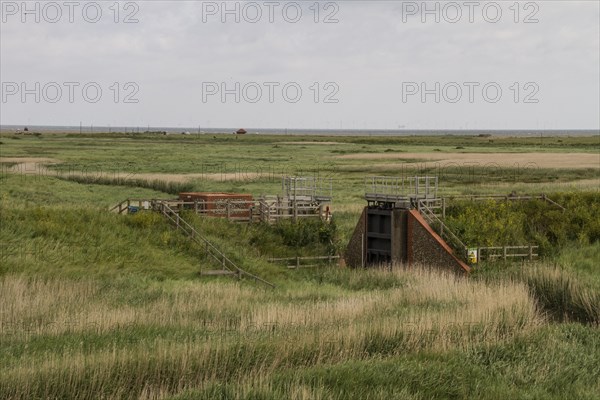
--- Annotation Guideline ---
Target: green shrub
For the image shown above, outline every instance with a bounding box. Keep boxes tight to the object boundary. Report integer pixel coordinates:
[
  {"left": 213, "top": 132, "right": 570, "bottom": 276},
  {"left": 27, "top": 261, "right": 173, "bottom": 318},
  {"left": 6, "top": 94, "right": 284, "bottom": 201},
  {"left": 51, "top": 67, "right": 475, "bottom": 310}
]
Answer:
[
  {"left": 273, "top": 219, "right": 338, "bottom": 254},
  {"left": 444, "top": 192, "right": 600, "bottom": 254},
  {"left": 123, "top": 211, "right": 163, "bottom": 229}
]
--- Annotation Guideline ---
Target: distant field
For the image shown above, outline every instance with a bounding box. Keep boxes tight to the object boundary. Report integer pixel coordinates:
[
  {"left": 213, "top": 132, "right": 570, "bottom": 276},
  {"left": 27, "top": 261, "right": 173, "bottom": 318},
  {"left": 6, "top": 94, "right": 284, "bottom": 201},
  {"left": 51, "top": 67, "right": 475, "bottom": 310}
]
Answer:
[
  {"left": 1, "top": 133, "right": 599, "bottom": 197},
  {"left": 0, "top": 132, "right": 599, "bottom": 399},
  {"left": 336, "top": 151, "right": 600, "bottom": 169}
]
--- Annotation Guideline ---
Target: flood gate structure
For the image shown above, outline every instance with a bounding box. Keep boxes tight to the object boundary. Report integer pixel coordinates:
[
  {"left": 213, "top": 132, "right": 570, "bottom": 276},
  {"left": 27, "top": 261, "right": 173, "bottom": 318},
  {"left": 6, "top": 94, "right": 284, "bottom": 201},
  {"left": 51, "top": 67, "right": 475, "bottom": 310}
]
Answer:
[{"left": 346, "top": 176, "right": 470, "bottom": 274}]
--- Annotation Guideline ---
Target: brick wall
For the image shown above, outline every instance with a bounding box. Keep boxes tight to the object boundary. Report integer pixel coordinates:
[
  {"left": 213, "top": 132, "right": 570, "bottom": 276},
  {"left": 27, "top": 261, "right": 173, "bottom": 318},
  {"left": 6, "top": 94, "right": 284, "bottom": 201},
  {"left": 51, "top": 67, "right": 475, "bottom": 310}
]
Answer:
[
  {"left": 344, "top": 207, "right": 367, "bottom": 268},
  {"left": 345, "top": 208, "right": 470, "bottom": 273},
  {"left": 407, "top": 210, "right": 470, "bottom": 273}
]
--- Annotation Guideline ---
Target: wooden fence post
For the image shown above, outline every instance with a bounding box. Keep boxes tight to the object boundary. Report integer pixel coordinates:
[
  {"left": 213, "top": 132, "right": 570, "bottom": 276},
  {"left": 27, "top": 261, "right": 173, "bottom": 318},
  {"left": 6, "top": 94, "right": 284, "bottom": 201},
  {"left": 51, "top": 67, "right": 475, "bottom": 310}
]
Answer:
[
  {"left": 293, "top": 201, "right": 298, "bottom": 223},
  {"left": 296, "top": 256, "right": 300, "bottom": 269},
  {"left": 503, "top": 246, "right": 507, "bottom": 261}
]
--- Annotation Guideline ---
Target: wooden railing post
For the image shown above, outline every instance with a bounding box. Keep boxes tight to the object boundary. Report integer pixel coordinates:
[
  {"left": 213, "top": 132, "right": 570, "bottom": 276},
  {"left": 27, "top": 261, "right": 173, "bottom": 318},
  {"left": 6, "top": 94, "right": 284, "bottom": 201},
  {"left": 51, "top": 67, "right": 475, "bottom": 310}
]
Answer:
[
  {"left": 503, "top": 246, "right": 507, "bottom": 261},
  {"left": 442, "top": 197, "right": 446, "bottom": 219}
]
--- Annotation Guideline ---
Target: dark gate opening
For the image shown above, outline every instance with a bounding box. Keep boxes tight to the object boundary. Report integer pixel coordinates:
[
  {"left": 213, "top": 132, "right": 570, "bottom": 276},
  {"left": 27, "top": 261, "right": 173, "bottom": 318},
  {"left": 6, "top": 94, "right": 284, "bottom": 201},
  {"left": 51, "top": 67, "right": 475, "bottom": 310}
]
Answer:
[{"left": 366, "top": 208, "right": 392, "bottom": 265}]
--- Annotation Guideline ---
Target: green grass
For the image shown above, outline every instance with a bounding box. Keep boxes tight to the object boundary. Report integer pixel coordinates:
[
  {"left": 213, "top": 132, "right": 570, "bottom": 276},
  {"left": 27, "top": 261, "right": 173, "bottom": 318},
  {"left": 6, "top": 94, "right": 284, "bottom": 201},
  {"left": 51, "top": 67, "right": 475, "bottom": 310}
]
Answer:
[
  {"left": 0, "top": 132, "right": 599, "bottom": 399},
  {"left": 557, "top": 243, "right": 600, "bottom": 282},
  {"left": 1, "top": 134, "right": 598, "bottom": 206},
  {"left": 443, "top": 193, "right": 600, "bottom": 253},
  {"left": 0, "top": 173, "right": 168, "bottom": 208},
  {"left": 521, "top": 267, "right": 600, "bottom": 324},
  {"left": 265, "top": 324, "right": 600, "bottom": 400},
  {"left": 0, "top": 269, "right": 544, "bottom": 399},
  {"left": 57, "top": 174, "right": 195, "bottom": 195}
]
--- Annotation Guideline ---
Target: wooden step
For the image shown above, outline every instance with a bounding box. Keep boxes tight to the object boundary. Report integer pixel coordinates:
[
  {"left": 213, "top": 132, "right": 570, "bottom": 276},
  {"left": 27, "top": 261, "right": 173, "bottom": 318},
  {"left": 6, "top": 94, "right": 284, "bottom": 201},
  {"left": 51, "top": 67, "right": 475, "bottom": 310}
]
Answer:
[{"left": 201, "top": 270, "right": 238, "bottom": 276}]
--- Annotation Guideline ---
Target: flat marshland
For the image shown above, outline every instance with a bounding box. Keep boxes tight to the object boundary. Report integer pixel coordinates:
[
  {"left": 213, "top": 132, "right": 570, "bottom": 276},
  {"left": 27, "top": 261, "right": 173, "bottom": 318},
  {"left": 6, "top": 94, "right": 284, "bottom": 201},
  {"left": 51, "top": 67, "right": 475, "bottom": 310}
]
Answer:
[{"left": 0, "top": 132, "right": 599, "bottom": 399}]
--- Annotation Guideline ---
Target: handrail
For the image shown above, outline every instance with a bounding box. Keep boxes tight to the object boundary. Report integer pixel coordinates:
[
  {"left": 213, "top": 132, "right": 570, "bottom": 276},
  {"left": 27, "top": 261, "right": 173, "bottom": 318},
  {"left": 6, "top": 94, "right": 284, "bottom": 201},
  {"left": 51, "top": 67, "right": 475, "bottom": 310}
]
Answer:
[
  {"left": 541, "top": 194, "right": 566, "bottom": 211},
  {"left": 109, "top": 198, "right": 154, "bottom": 214},
  {"left": 268, "top": 255, "right": 339, "bottom": 269},
  {"left": 108, "top": 199, "right": 127, "bottom": 213},
  {"left": 268, "top": 255, "right": 340, "bottom": 261},
  {"left": 111, "top": 197, "right": 325, "bottom": 223},
  {"left": 155, "top": 201, "right": 275, "bottom": 288},
  {"left": 365, "top": 176, "right": 438, "bottom": 200},
  {"left": 417, "top": 199, "right": 468, "bottom": 260}
]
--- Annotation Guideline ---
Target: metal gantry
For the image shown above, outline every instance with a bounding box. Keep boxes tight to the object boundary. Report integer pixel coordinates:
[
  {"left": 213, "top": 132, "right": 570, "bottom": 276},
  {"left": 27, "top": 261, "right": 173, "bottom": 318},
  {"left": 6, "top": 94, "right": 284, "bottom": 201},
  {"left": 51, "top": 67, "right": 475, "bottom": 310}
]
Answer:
[
  {"left": 282, "top": 176, "right": 333, "bottom": 203},
  {"left": 365, "top": 176, "right": 439, "bottom": 208},
  {"left": 362, "top": 176, "right": 442, "bottom": 266}
]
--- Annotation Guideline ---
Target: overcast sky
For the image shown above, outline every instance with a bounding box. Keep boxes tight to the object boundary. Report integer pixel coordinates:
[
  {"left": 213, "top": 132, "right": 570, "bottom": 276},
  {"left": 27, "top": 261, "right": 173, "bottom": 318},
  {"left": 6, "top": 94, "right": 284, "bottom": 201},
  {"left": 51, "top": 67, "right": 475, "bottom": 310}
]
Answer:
[{"left": 1, "top": 0, "right": 599, "bottom": 130}]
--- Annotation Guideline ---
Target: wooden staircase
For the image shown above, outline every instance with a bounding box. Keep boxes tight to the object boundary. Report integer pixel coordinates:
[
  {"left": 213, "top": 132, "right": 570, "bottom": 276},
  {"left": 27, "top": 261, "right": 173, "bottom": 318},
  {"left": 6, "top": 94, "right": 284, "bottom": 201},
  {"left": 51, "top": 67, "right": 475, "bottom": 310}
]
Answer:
[{"left": 148, "top": 200, "right": 275, "bottom": 288}]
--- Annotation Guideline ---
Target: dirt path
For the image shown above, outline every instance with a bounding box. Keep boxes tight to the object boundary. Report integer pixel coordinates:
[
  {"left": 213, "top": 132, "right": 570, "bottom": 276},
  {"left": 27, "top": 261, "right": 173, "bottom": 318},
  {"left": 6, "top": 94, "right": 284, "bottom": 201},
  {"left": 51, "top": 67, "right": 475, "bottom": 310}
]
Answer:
[
  {"left": 279, "top": 141, "right": 343, "bottom": 145},
  {"left": 132, "top": 172, "right": 268, "bottom": 182},
  {"left": 335, "top": 152, "right": 600, "bottom": 169}
]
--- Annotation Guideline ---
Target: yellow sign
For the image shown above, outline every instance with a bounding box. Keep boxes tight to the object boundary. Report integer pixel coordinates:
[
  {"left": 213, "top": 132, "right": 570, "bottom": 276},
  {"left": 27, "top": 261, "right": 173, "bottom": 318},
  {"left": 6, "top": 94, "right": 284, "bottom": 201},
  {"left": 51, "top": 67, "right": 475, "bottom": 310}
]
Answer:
[{"left": 468, "top": 249, "right": 478, "bottom": 264}]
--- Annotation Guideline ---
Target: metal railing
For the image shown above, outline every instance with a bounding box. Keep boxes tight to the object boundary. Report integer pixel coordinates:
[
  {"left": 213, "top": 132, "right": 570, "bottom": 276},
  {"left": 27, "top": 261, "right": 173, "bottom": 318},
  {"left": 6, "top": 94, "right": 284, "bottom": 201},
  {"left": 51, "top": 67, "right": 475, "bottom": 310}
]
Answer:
[
  {"left": 109, "top": 198, "right": 151, "bottom": 214},
  {"left": 417, "top": 199, "right": 468, "bottom": 261},
  {"left": 365, "top": 176, "right": 438, "bottom": 202},
  {"left": 154, "top": 201, "right": 275, "bottom": 288},
  {"left": 111, "top": 198, "right": 328, "bottom": 223},
  {"left": 418, "top": 199, "right": 541, "bottom": 264},
  {"left": 283, "top": 176, "right": 333, "bottom": 202}
]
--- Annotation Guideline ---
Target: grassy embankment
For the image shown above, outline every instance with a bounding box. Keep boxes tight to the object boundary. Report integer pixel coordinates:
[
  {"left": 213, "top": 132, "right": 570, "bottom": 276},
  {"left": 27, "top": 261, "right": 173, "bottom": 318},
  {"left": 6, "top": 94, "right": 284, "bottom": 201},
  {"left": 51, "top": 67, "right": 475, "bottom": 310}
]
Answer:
[{"left": 0, "top": 132, "right": 599, "bottom": 398}]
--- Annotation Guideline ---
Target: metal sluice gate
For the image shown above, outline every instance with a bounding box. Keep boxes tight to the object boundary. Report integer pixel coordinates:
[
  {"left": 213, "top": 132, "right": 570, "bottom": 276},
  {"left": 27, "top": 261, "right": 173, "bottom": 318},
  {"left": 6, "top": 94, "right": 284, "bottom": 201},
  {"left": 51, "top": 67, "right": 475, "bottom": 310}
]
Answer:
[{"left": 364, "top": 176, "right": 440, "bottom": 265}]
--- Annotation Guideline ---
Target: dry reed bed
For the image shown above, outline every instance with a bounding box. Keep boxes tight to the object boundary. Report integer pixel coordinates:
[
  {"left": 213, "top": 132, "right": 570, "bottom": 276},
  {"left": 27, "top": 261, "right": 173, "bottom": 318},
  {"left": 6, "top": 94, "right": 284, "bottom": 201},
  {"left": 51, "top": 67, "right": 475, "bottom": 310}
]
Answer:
[{"left": 0, "top": 268, "right": 542, "bottom": 399}]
